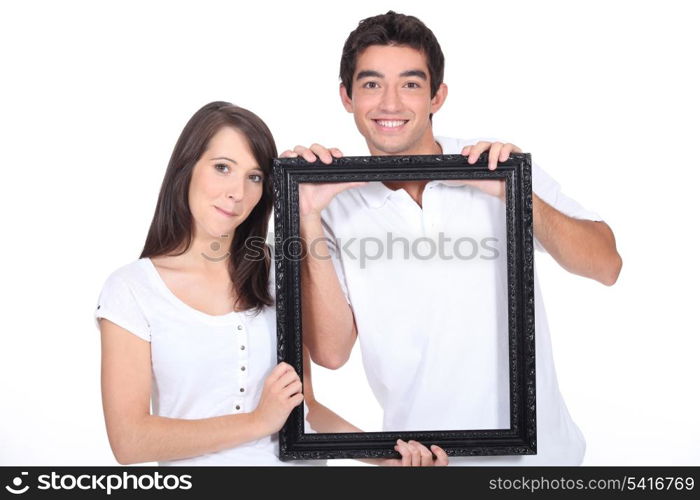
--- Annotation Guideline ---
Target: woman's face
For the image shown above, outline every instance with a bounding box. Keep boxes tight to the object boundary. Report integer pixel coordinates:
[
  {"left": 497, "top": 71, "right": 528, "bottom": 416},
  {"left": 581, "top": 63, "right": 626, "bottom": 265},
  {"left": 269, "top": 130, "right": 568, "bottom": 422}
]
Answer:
[{"left": 188, "top": 126, "right": 265, "bottom": 241}]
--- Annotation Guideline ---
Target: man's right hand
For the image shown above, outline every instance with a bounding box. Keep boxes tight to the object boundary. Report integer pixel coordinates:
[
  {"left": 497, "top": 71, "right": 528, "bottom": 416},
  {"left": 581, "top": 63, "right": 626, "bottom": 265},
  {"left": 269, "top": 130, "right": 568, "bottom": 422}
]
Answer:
[
  {"left": 280, "top": 144, "right": 366, "bottom": 219},
  {"left": 280, "top": 143, "right": 343, "bottom": 164},
  {"left": 379, "top": 440, "right": 449, "bottom": 466}
]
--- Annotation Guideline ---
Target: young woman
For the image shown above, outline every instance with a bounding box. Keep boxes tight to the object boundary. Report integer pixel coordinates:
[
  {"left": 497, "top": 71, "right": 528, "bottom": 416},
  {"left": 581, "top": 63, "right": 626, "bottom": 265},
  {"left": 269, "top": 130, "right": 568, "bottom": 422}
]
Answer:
[{"left": 95, "top": 101, "right": 445, "bottom": 466}]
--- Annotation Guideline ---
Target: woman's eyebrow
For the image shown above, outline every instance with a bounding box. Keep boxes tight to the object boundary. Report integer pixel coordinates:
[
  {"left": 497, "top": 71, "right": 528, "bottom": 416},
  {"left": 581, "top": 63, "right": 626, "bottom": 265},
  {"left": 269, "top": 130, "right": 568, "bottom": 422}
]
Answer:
[{"left": 210, "top": 156, "right": 238, "bottom": 164}]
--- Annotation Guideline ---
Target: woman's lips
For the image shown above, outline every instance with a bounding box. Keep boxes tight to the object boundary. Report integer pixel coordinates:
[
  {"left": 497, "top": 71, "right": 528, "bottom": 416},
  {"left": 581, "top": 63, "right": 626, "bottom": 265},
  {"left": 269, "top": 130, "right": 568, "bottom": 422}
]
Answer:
[{"left": 215, "top": 206, "right": 238, "bottom": 217}]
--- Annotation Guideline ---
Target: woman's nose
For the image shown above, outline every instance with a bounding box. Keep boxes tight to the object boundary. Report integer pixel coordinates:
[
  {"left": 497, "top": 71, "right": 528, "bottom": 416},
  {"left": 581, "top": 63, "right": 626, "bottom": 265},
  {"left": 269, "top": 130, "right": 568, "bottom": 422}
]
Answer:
[{"left": 227, "top": 180, "right": 245, "bottom": 202}]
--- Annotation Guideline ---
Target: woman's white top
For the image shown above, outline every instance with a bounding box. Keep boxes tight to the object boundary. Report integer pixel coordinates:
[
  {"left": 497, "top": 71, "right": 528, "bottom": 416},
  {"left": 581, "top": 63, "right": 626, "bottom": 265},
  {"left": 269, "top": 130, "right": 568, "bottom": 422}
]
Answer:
[{"left": 94, "top": 257, "right": 318, "bottom": 466}]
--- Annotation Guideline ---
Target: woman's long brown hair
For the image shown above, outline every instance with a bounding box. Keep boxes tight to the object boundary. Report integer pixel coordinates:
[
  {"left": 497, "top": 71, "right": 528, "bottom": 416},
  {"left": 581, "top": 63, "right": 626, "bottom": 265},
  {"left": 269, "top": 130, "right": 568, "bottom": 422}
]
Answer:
[{"left": 140, "top": 101, "right": 275, "bottom": 313}]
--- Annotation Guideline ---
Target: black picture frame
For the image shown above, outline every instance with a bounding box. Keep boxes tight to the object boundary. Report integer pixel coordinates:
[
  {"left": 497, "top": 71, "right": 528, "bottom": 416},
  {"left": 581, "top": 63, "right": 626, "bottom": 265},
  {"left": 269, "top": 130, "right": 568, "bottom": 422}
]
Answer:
[{"left": 273, "top": 153, "right": 536, "bottom": 461}]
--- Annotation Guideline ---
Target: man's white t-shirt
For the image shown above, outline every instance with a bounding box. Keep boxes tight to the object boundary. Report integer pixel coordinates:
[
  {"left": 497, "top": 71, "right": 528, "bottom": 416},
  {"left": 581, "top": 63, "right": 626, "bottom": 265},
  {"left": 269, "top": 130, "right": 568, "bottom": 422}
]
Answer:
[
  {"left": 319, "top": 136, "right": 601, "bottom": 465},
  {"left": 94, "top": 257, "right": 319, "bottom": 466}
]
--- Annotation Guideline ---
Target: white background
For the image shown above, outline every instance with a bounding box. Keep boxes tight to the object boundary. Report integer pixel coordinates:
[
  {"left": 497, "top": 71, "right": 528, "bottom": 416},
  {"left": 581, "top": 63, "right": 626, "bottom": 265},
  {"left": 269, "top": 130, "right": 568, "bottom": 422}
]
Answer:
[{"left": 1, "top": 0, "right": 698, "bottom": 466}]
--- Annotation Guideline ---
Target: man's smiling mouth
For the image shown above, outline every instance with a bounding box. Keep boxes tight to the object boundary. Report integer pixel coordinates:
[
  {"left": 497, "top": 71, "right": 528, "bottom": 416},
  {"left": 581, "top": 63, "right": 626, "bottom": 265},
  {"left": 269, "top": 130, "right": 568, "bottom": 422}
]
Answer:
[{"left": 373, "top": 119, "right": 408, "bottom": 128}]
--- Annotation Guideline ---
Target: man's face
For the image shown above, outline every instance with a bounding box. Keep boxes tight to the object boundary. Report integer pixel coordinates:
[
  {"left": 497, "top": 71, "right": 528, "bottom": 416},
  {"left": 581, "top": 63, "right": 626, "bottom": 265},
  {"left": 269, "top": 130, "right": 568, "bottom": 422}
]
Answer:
[{"left": 341, "top": 44, "right": 447, "bottom": 156}]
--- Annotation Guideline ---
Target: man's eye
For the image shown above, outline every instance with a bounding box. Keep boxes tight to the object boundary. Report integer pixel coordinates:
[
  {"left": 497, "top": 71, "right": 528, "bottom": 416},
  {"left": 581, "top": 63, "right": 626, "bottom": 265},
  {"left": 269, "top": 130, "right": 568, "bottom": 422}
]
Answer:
[
  {"left": 215, "top": 163, "right": 229, "bottom": 173},
  {"left": 405, "top": 82, "right": 420, "bottom": 89},
  {"left": 249, "top": 174, "right": 263, "bottom": 183},
  {"left": 363, "top": 81, "right": 379, "bottom": 89}
]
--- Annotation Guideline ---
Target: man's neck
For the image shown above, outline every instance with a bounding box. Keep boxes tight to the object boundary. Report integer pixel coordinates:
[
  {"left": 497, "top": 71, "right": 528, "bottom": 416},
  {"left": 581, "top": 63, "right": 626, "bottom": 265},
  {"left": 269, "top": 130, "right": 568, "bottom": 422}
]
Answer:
[{"left": 379, "top": 138, "right": 442, "bottom": 208}]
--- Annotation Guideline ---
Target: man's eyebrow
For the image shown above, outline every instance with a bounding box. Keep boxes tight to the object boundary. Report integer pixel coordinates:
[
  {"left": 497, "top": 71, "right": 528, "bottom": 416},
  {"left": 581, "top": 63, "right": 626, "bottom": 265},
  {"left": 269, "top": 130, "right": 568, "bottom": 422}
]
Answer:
[
  {"left": 356, "top": 70, "right": 384, "bottom": 80},
  {"left": 210, "top": 156, "right": 238, "bottom": 164},
  {"left": 400, "top": 70, "right": 427, "bottom": 80}
]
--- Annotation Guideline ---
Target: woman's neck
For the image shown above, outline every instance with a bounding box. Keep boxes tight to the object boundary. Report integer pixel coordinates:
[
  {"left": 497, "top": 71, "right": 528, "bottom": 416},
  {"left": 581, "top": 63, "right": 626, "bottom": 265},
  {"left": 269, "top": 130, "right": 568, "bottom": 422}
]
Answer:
[{"left": 156, "top": 232, "right": 234, "bottom": 276}]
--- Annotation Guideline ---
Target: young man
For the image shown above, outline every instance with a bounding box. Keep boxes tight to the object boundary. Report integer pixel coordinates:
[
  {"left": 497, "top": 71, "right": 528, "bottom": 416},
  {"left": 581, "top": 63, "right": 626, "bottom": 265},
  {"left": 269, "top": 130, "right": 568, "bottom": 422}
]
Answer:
[{"left": 283, "top": 11, "right": 622, "bottom": 465}]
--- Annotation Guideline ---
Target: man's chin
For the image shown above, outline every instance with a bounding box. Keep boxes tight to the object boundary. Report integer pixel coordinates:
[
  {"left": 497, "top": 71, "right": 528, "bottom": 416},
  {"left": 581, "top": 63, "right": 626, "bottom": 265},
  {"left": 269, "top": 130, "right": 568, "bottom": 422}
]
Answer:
[{"left": 367, "top": 139, "right": 414, "bottom": 156}]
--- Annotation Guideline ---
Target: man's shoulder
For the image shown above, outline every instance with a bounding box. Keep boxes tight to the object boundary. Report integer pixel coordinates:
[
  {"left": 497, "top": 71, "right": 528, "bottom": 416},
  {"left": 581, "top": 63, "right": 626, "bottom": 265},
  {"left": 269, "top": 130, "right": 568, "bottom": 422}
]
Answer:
[{"left": 435, "top": 136, "right": 501, "bottom": 154}]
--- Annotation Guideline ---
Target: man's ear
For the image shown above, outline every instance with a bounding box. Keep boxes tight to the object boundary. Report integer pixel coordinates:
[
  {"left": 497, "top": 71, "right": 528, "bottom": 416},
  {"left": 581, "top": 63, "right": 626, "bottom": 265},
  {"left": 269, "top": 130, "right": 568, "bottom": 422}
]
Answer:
[
  {"left": 340, "top": 84, "right": 353, "bottom": 113},
  {"left": 430, "top": 83, "right": 448, "bottom": 115}
]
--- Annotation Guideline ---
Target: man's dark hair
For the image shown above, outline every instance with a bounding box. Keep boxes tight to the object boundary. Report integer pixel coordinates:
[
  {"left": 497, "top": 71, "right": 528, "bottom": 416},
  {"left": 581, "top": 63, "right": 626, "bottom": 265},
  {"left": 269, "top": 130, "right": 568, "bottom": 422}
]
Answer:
[{"left": 340, "top": 11, "right": 445, "bottom": 99}]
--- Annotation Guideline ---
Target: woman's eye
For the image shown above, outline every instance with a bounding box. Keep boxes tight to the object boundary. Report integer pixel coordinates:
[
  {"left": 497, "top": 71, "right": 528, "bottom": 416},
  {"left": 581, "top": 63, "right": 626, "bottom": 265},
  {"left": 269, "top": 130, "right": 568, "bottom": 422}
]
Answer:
[
  {"left": 215, "top": 163, "right": 229, "bottom": 173},
  {"left": 249, "top": 174, "right": 263, "bottom": 183}
]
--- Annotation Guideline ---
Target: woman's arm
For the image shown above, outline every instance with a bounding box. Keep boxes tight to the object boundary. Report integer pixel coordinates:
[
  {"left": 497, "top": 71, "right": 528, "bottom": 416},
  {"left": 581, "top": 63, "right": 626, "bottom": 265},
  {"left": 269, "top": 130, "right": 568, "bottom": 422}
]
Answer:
[{"left": 100, "top": 319, "right": 302, "bottom": 465}]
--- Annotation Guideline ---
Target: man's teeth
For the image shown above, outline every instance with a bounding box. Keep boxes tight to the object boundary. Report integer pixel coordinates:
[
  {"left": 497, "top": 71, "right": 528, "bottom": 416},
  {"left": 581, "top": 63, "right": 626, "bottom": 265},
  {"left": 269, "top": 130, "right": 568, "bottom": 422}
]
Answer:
[{"left": 376, "top": 120, "right": 407, "bottom": 128}]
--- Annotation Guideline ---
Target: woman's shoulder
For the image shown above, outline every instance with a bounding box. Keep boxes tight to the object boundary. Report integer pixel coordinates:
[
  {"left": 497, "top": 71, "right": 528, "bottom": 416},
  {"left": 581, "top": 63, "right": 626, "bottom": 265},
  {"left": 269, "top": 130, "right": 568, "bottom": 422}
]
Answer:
[{"left": 100, "top": 258, "right": 154, "bottom": 290}]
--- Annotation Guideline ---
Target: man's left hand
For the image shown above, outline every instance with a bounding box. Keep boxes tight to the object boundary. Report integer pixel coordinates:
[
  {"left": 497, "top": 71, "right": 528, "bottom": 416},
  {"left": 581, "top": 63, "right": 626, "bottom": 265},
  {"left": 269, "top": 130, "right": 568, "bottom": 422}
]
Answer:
[{"left": 455, "top": 141, "right": 523, "bottom": 201}]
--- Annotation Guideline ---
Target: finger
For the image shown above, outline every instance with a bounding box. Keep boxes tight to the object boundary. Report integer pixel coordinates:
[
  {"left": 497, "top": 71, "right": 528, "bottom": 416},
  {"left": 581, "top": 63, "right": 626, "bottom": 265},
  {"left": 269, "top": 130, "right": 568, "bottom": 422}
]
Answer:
[
  {"left": 420, "top": 445, "right": 435, "bottom": 467},
  {"left": 395, "top": 439, "right": 411, "bottom": 467},
  {"left": 310, "top": 143, "right": 334, "bottom": 165},
  {"left": 329, "top": 147, "right": 344, "bottom": 158},
  {"left": 279, "top": 150, "right": 298, "bottom": 158},
  {"left": 407, "top": 441, "right": 422, "bottom": 466},
  {"left": 267, "top": 362, "right": 293, "bottom": 383},
  {"left": 468, "top": 141, "right": 490, "bottom": 164},
  {"left": 416, "top": 442, "right": 434, "bottom": 466},
  {"left": 460, "top": 145, "right": 471, "bottom": 158},
  {"left": 431, "top": 445, "right": 449, "bottom": 466},
  {"left": 293, "top": 145, "right": 318, "bottom": 163},
  {"left": 289, "top": 393, "right": 304, "bottom": 408},
  {"left": 275, "top": 369, "right": 301, "bottom": 390},
  {"left": 499, "top": 143, "right": 513, "bottom": 163},
  {"left": 488, "top": 142, "right": 503, "bottom": 170},
  {"left": 282, "top": 380, "right": 303, "bottom": 398}
]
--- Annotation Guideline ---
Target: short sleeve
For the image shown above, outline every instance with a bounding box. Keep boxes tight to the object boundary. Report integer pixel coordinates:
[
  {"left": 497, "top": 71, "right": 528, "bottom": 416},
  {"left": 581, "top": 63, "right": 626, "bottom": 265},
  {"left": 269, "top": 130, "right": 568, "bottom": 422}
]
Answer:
[
  {"left": 532, "top": 162, "right": 604, "bottom": 252},
  {"left": 95, "top": 274, "right": 151, "bottom": 342},
  {"left": 320, "top": 216, "right": 351, "bottom": 304}
]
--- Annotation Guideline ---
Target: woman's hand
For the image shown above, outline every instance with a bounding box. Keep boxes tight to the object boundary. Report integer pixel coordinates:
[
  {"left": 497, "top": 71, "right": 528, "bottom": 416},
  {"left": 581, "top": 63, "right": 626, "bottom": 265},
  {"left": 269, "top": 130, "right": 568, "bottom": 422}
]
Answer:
[
  {"left": 251, "top": 362, "right": 304, "bottom": 436},
  {"left": 378, "top": 439, "right": 449, "bottom": 466}
]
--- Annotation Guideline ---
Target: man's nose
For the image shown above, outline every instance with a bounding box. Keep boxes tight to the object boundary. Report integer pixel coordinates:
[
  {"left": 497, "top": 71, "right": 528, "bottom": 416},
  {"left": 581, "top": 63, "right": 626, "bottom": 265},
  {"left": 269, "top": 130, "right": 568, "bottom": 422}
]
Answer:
[{"left": 378, "top": 87, "right": 401, "bottom": 112}]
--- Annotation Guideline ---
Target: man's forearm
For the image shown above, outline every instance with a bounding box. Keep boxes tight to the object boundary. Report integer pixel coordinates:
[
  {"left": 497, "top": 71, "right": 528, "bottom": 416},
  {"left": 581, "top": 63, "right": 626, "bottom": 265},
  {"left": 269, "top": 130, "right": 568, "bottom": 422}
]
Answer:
[
  {"left": 533, "top": 193, "right": 622, "bottom": 285},
  {"left": 300, "top": 215, "right": 357, "bottom": 369}
]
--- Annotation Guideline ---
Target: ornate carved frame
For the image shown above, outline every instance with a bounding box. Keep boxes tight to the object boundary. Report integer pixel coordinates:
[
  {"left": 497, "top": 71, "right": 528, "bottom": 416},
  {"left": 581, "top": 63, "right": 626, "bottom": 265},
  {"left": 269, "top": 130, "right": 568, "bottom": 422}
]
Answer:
[{"left": 273, "top": 153, "right": 536, "bottom": 460}]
